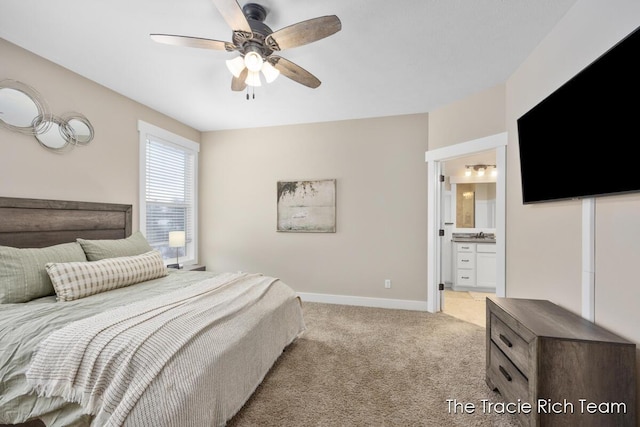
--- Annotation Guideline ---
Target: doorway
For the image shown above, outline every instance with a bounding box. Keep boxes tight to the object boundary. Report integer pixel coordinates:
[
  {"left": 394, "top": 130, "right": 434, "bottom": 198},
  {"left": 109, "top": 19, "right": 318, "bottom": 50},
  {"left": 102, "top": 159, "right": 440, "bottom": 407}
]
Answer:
[{"left": 425, "top": 132, "right": 507, "bottom": 314}]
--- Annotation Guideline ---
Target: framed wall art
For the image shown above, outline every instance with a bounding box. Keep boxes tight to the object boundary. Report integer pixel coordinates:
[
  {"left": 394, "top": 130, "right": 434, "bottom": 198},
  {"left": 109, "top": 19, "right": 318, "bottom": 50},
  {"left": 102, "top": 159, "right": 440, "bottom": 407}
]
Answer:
[{"left": 277, "top": 179, "right": 336, "bottom": 233}]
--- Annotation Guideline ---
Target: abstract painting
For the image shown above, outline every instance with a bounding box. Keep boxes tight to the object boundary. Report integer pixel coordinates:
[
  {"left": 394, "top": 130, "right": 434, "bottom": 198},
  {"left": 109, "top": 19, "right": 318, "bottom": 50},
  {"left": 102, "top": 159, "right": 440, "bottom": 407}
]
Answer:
[{"left": 277, "top": 179, "right": 336, "bottom": 232}]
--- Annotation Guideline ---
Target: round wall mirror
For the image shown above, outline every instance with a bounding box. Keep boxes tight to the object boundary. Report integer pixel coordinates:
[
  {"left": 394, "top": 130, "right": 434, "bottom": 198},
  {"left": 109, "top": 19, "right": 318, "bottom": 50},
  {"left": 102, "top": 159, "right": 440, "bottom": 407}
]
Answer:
[
  {"left": 1, "top": 79, "right": 94, "bottom": 152},
  {"left": 62, "top": 113, "right": 94, "bottom": 145},
  {"left": 0, "top": 88, "right": 38, "bottom": 127},
  {"left": 35, "top": 116, "right": 69, "bottom": 151},
  {"left": 0, "top": 80, "right": 49, "bottom": 134}
]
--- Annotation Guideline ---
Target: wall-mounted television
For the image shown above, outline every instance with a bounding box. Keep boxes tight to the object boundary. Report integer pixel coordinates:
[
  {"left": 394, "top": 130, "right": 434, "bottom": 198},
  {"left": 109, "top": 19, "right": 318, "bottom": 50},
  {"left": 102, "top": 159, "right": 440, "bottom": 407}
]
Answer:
[{"left": 517, "top": 25, "right": 640, "bottom": 204}]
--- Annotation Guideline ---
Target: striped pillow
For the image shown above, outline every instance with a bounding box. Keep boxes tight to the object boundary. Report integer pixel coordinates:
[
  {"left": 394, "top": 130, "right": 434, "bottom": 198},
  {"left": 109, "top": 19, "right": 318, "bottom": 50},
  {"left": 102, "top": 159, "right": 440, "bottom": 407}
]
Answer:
[{"left": 46, "top": 250, "right": 168, "bottom": 302}]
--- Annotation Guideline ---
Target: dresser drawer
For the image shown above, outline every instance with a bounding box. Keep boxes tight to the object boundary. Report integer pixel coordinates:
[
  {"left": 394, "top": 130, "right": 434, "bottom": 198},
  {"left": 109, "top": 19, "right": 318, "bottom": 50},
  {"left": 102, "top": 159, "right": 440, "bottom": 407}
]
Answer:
[
  {"left": 490, "top": 313, "right": 529, "bottom": 377},
  {"left": 456, "top": 271, "right": 474, "bottom": 286},
  {"left": 456, "top": 252, "right": 475, "bottom": 268},
  {"left": 456, "top": 243, "right": 475, "bottom": 252},
  {"left": 476, "top": 243, "right": 496, "bottom": 253},
  {"left": 488, "top": 342, "right": 530, "bottom": 426}
]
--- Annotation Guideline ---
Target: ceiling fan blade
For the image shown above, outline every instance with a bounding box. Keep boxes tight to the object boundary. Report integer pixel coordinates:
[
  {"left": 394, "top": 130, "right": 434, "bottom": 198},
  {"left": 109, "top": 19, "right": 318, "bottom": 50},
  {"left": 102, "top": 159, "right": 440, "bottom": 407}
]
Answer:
[
  {"left": 150, "top": 34, "right": 235, "bottom": 51},
  {"left": 266, "top": 16, "right": 341, "bottom": 51},
  {"left": 231, "top": 68, "right": 248, "bottom": 91},
  {"left": 211, "top": 0, "right": 252, "bottom": 33},
  {"left": 269, "top": 56, "right": 321, "bottom": 89}
]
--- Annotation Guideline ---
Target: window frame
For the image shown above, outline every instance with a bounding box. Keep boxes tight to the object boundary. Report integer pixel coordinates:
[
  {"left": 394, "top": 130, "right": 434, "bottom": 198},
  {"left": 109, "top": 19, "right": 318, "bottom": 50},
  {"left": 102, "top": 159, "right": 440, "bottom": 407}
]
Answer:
[{"left": 138, "top": 120, "right": 200, "bottom": 267}]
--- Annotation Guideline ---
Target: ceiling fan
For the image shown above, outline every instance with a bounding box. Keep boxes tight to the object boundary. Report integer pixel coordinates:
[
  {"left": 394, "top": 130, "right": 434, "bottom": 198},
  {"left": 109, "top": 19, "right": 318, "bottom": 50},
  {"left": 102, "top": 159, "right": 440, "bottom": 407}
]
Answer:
[{"left": 150, "top": 0, "right": 341, "bottom": 93}]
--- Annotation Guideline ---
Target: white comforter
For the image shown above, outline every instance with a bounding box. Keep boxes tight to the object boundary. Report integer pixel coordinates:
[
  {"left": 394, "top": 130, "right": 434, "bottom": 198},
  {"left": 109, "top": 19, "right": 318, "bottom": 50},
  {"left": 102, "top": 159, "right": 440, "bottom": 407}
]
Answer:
[{"left": 20, "top": 272, "right": 305, "bottom": 426}]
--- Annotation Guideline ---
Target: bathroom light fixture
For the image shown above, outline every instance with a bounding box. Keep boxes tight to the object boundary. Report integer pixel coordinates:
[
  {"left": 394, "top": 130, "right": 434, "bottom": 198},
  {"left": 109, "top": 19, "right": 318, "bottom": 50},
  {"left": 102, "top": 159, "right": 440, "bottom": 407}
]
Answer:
[{"left": 465, "top": 164, "right": 497, "bottom": 177}]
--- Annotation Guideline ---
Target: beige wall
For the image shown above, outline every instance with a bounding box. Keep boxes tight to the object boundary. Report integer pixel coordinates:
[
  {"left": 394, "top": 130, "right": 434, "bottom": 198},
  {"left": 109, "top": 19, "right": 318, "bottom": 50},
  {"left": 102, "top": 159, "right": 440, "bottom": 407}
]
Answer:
[
  {"left": 506, "top": 0, "right": 640, "bottom": 330},
  {"left": 0, "top": 38, "right": 200, "bottom": 231},
  {"left": 428, "top": 83, "right": 506, "bottom": 149},
  {"left": 506, "top": 0, "right": 640, "bottom": 414},
  {"left": 200, "top": 114, "right": 429, "bottom": 302}
]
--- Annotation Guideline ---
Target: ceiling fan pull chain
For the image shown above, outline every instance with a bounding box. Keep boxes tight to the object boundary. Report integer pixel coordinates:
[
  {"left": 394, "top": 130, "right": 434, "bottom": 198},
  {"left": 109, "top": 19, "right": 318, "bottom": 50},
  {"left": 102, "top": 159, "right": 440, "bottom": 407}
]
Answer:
[{"left": 245, "top": 85, "right": 256, "bottom": 100}]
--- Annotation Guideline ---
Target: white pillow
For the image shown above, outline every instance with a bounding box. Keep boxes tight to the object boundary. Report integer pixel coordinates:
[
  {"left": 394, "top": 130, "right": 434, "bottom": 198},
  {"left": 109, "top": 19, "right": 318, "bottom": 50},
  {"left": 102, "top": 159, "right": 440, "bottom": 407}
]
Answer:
[{"left": 46, "top": 250, "right": 168, "bottom": 302}]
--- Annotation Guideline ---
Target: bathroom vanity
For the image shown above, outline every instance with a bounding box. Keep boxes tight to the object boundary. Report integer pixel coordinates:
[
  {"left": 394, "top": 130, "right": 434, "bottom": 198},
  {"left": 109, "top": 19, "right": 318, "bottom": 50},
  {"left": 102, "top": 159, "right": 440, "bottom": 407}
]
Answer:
[{"left": 452, "top": 234, "right": 496, "bottom": 292}]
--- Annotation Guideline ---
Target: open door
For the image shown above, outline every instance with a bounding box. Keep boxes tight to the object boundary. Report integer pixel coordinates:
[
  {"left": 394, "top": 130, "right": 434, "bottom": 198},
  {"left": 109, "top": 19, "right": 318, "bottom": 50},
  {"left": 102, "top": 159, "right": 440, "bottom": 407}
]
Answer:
[
  {"left": 439, "top": 170, "right": 456, "bottom": 311},
  {"left": 425, "top": 132, "right": 507, "bottom": 313}
]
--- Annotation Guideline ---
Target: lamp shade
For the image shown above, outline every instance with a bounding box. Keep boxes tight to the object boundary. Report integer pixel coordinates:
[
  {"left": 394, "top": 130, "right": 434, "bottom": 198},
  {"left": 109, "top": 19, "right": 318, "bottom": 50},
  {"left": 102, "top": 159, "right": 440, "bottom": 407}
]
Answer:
[
  {"left": 225, "top": 56, "right": 245, "bottom": 78},
  {"left": 245, "top": 70, "right": 262, "bottom": 87},
  {"left": 244, "top": 51, "right": 263, "bottom": 72},
  {"left": 261, "top": 61, "right": 280, "bottom": 83},
  {"left": 169, "top": 231, "right": 186, "bottom": 248}
]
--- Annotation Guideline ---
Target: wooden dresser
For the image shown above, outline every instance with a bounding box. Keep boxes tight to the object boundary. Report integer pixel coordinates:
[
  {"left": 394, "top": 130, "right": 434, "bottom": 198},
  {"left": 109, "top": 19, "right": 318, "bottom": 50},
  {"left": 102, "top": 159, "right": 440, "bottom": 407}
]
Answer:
[{"left": 486, "top": 297, "right": 636, "bottom": 427}]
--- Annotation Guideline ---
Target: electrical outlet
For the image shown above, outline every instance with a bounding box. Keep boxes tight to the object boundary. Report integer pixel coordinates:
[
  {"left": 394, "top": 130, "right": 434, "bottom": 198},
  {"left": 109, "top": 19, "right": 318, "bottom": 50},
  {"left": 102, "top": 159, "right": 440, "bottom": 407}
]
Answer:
[{"left": 384, "top": 279, "right": 391, "bottom": 289}]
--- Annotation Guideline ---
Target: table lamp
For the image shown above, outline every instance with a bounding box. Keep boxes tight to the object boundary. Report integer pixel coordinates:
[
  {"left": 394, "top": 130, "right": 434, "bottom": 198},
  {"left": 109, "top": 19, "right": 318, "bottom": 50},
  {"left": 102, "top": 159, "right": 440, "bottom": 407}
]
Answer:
[{"left": 168, "top": 230, "right": 185, "bottom": 269}]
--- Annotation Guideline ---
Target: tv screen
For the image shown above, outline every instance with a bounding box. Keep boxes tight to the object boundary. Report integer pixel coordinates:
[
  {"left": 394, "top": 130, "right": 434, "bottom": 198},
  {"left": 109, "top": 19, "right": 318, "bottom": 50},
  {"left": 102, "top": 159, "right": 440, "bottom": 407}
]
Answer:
[{"left": 517, "top": 25, "right": 640, "bottom": 204}]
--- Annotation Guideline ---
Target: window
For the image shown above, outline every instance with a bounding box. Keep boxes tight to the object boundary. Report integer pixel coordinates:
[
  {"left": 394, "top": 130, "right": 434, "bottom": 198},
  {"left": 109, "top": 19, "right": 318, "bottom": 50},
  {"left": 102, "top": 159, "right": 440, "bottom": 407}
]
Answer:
[{"left": 138, "top": 121, "right": 199, "bottom": 266}]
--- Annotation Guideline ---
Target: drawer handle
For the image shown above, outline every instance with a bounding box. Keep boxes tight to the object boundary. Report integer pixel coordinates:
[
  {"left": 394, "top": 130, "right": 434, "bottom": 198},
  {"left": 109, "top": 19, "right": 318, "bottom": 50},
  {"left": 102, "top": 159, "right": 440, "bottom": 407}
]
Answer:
[
  {"left": 499, "top": 365, "right": 512, "bottom": 382},
  {"left": 499, "top": 334, "right": 513, "bottom": 348}
]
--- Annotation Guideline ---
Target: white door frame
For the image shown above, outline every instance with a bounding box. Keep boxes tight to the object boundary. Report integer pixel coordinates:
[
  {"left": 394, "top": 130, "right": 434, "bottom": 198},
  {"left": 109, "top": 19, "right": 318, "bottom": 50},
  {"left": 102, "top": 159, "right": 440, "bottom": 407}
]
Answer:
[{"left": 425, "top": 132, "right": 507, "bottom": 313}]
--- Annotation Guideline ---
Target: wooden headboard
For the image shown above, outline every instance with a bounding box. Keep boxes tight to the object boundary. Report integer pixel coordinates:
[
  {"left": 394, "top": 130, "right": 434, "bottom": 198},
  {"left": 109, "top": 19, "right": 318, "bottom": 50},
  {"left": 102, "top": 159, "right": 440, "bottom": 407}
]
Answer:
[{"left": 0, "top": 197, "right": 132, "bottom": 248}]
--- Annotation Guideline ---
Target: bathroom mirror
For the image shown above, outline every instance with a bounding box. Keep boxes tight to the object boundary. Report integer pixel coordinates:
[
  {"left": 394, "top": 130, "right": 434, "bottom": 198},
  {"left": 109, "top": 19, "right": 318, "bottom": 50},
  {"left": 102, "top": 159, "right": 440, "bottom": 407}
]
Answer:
[
  {"left": 455, "top": 182, "right": 496, "bottom": 229},
  {"left": 0, "top": 80, "right": 49, "bottom": 134}
]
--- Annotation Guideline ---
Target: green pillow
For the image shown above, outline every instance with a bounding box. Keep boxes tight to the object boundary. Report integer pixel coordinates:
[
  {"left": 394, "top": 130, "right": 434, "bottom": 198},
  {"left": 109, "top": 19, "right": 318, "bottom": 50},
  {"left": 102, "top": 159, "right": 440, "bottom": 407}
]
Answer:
[
  {"left": 0, "top": 242, "right": 88, "bottom": 303},
  {"left": 77, "top": 231, "right": 154, "bottom": 261}
]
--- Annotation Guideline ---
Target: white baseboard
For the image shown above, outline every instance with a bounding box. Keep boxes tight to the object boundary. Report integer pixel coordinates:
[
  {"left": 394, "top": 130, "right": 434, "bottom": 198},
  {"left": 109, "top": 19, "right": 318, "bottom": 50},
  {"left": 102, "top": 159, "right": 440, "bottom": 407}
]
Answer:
[{"left": 297, "top": 292, "right": 428, "bottom": 312}]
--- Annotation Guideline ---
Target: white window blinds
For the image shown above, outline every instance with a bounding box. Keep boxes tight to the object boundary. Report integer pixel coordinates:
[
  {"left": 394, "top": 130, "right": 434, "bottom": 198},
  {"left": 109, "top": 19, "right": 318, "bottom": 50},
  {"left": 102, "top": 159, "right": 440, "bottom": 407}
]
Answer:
[{"left": 138, "top": 121, "right": 199, "bottom": 265}]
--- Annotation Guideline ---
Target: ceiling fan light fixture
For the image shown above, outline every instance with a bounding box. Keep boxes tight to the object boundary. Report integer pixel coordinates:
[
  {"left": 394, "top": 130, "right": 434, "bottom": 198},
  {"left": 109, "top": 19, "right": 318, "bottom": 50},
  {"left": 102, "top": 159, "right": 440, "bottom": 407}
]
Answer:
[
  {"left": 151, "top": 2, "right": 341, "bottom": 93},
  {"left": 261, "top": 61, "right": 280, "bottom": 83},
  {"left": 245, "top": 70, "right": 262, "bottom": 87},
  {"left": 225, "top": 56, "right": 245, "bottom": 78},
  {"left": 244, "top": 51, "right": 263, "bottom": 73}
]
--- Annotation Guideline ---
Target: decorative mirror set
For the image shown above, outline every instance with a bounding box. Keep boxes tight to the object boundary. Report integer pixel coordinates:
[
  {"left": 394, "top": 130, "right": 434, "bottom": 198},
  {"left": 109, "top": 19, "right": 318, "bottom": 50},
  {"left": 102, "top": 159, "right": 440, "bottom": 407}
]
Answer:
[{"left": 0, "top": 79, "right": 94, "bottom": 152}]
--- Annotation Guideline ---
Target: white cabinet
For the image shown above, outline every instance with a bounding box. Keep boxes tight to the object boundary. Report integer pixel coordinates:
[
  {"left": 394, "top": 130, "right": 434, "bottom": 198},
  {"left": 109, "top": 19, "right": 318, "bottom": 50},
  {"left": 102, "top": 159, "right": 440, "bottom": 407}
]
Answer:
[
  {"left": 455, "top": 243, "right": 475, "bottom": 287},
  {"left": 476, "top": 244, "right": 496, "bottom": 289},
  {"left": 453, "top": 242, "right": 496, "bottom": 291}
]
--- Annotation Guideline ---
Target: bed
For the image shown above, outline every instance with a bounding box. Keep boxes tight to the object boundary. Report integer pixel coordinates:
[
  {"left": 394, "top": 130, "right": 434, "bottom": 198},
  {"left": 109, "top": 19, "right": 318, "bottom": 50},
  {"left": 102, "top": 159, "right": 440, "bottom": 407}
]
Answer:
[{"left": 0, "top": 197, "right": 306, "bottom": 427}]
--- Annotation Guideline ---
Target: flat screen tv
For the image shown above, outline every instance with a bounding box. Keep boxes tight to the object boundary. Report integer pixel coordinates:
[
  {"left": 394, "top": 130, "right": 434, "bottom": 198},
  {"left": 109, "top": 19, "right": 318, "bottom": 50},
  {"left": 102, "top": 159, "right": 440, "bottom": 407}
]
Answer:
[{"left": 517, "top": 25, "right": 640, "bottom": 204}]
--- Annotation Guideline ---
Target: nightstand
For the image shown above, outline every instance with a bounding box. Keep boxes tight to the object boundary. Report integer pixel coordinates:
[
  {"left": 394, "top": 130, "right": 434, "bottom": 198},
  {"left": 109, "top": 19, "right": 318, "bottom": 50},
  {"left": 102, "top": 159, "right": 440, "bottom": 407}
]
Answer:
[{"left": 183, "top": 264, "right": 206, "bottom": 271}]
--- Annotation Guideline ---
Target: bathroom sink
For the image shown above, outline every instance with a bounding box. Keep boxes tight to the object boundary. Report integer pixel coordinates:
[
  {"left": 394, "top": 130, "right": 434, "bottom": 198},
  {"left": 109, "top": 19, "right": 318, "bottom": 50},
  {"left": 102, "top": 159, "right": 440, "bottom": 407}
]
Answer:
[{"left": 451, "top": 233, "right": 496, "bottom": 243}]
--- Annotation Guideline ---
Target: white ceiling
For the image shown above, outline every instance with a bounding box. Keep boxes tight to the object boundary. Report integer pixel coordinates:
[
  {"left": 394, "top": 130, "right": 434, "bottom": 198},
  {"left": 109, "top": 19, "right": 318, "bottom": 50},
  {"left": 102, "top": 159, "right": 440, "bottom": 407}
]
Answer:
[{"left": 0, "top": 0, "right": 577, "bottom": 132}]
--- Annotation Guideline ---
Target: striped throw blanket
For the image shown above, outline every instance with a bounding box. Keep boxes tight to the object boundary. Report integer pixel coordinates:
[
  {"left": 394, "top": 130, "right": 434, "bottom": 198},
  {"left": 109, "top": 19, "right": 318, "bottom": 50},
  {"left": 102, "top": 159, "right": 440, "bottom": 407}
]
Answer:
[{"left": 26, "top": 272, "right": 301, "bottom": 426}]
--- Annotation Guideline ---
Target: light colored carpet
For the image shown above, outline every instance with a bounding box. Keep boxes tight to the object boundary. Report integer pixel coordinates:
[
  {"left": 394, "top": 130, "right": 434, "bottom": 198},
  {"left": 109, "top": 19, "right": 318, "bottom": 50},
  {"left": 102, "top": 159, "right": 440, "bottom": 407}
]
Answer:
[{"left": 228, "top": 302, "right": 518, "bottom": 426}]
